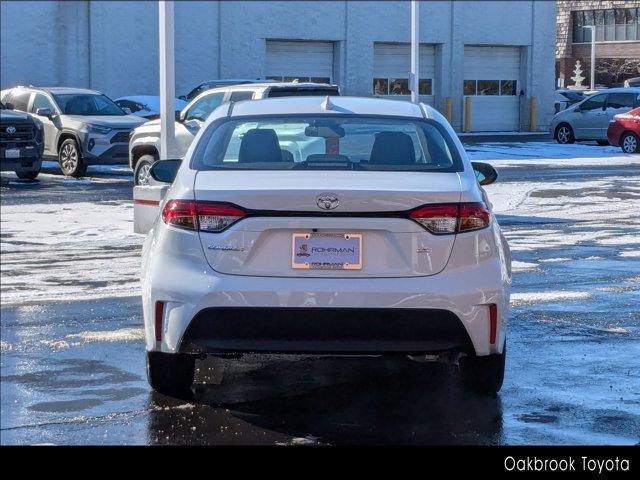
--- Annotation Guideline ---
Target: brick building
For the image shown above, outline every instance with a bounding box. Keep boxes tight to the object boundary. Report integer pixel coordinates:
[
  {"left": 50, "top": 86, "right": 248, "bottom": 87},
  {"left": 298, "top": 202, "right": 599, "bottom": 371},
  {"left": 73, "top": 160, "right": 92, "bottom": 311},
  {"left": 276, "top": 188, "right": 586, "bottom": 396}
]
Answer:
[{"left": 557, "top": 1, "right": 640, "bottom": 88}]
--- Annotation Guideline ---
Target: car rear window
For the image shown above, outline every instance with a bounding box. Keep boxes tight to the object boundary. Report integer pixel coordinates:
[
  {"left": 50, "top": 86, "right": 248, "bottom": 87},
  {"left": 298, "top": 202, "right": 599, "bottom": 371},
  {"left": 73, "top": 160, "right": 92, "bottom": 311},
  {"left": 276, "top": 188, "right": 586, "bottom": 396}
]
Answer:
[{"left": 193, "top": 115, "right": 462, "bottom": 172}]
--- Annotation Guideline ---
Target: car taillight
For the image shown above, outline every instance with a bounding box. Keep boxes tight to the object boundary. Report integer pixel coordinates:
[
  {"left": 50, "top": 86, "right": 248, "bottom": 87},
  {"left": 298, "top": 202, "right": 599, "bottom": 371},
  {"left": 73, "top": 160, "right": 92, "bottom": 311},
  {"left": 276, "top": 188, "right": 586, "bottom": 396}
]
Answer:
[
  {"left": 410, "top": 204, "right": 459, "bottom": 234},
  {"left": 409, "top": 202, "right": 490, "bottom": 234},
  {"left": 162, "top": 200, "right": 246, "bottom": 232},
  {"left": 459, "top": 202, "right": 491, "bottom": 232}
]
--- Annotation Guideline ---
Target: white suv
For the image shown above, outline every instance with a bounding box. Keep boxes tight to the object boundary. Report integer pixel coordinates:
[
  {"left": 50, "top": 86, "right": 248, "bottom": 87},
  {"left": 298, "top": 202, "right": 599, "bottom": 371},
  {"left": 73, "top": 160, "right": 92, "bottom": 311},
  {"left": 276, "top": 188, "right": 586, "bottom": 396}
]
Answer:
[
  {"left": 128, "top": 82, "right": 340, "bottom": 185},
  {"left": 134, "top": 96, "right": 511, "bottom": 398}
]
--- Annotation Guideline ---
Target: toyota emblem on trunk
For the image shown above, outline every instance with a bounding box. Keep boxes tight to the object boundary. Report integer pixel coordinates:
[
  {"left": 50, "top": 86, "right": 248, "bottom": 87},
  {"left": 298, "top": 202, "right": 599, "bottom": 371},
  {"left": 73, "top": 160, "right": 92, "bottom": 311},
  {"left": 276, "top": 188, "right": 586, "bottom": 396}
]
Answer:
[
  {"left": 6, "top": 126, "right": 16, "bottom": 134},
  {"left": 317, "top": 193, "right": 339, "bottom": 210}
]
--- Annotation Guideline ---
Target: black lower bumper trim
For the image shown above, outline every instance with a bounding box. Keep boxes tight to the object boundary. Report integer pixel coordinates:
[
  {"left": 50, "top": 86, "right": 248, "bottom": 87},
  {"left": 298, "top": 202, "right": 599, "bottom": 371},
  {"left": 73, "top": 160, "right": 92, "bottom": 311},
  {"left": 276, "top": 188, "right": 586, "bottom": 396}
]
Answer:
[{"left": 179, "top": 307, "right": 474, "bottom": 355}]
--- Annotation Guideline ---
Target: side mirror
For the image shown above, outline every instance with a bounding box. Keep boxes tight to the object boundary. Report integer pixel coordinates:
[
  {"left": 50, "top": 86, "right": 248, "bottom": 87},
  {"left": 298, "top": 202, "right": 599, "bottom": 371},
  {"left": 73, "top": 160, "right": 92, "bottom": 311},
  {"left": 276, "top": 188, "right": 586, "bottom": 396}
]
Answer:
[
  {"left": 5, "top": 102, "right": 15, "bottom": 110},
  {"left": 471, "top": 161, "right": 498, "bottom": 186},
  {"left": 149, "top": 159, "right": 181, "bottom": 184},
  {"left": 36, "top": 107, "right": 53, "bottom": 119}
]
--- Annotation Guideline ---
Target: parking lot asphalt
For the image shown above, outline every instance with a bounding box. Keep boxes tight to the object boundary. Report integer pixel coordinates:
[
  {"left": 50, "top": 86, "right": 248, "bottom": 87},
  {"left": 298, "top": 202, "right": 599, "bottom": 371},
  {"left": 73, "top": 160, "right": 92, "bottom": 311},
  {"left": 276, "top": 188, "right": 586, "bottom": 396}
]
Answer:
[{"left": 1, "top": 143, "right": 639, "bottom": 445}]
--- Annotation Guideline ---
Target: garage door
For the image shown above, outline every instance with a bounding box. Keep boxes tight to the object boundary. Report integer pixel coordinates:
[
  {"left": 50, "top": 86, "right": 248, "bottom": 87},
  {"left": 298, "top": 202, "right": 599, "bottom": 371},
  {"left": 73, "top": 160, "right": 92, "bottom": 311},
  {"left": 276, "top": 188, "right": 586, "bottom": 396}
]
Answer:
[
  {"left": 463, "top": 46, "right": 521, "bottom": 131},
  {"left": 373, "top": 43, "right": 436, "bottom": 105},
  {"left": 266, "top": 40, "right": 334, "bottom": 83}
]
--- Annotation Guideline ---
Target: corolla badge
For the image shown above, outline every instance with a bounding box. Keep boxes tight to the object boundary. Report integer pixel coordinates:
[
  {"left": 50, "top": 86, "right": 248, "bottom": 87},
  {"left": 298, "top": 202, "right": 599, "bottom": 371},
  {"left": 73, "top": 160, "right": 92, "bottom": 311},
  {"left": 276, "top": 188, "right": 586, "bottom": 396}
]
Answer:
[
  {"left": 317, "top": 193, "right": 340, "bottom": 210},
  {"left": 6, "top": 125, "right": 16, "bottom": 134}
]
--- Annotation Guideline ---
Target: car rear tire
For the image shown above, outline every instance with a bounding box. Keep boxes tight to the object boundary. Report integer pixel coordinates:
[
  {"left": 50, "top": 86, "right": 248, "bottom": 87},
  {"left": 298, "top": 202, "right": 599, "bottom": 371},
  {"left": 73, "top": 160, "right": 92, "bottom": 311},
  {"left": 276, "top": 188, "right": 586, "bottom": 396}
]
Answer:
[
  {"left": 146, "top": 351, "right": 196, "bottom": 399},
  {"left": 16, "top": 168, "right": 40, "bottom": 180},
  {"left": 555, "top": 124, "right": 575, "bottom": 144},
  {"left": 134, "top": 154, "right": 157, "bottom": 186},
  {"left": 596, "top": 140, "right": 609, "bottom": 146},
  {"left": 460, "top": 345, "right": 506, "bottom": 396},
  {"left": 620, "top": 132, "right": 639, "bottom": 154},
  {"left": 58, "top": 138, "right": 87, "bottom": 177}
]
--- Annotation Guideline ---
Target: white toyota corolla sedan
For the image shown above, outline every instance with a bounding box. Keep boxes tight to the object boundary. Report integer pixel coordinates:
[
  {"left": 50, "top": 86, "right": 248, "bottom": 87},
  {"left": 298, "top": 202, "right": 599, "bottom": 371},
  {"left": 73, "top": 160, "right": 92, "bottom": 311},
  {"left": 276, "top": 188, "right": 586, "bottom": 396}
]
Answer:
[{"left": 133, "top": 96, "right": 511, "bottom": 398}]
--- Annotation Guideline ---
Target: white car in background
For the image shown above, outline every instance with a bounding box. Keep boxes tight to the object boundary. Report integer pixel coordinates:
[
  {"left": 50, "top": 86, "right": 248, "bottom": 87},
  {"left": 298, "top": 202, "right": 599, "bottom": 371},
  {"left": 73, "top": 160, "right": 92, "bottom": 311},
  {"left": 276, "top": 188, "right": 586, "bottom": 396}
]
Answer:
[
  {"left": 128, "top": 82, "right": 340, "bottom": 185},
  {"left": 133, "top": 96, "right": 511, "bottom": 399}
]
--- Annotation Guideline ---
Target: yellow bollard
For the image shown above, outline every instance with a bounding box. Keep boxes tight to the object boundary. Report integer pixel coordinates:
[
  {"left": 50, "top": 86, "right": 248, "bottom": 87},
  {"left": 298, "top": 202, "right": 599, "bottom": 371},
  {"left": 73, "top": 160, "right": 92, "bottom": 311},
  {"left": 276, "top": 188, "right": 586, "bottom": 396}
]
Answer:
[
  {"left": 530, "top": 97, "right": 537, "bottom": 132},
  {"left": 464, "top": 96, "right": 471, "bottom": 133},
  {"left": 445, "top": 97, "right": 453, "bottom": 123}
]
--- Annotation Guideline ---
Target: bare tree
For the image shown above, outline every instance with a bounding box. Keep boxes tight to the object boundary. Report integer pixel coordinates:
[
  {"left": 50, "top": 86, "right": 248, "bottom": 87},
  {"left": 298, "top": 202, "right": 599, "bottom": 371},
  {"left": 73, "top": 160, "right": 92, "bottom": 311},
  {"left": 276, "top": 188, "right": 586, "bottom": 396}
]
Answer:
[{"left": 595, "top": 58, "right": 640, "bottom": 86}]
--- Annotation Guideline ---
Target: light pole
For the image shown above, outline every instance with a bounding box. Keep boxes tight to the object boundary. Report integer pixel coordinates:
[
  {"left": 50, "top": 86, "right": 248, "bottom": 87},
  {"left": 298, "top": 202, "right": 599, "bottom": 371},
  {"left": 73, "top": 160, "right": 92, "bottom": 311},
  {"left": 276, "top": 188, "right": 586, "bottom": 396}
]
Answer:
[
  {"left": 583, "top": 25, "right": 596, "bottom": 91},
  {"left": 410, "top": 1, "right": 419, "bottom": 103},
  {"left": 159, "top": 0, "right": 176, "bottom": 159}
]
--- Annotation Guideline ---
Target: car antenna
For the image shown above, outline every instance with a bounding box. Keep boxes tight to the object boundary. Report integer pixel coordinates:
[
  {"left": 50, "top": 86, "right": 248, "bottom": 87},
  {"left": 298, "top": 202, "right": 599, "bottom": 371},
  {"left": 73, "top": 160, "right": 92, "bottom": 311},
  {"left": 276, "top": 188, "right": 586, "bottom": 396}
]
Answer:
[{"left": 321, "top": 96, "right": 334, "bottom": 111}]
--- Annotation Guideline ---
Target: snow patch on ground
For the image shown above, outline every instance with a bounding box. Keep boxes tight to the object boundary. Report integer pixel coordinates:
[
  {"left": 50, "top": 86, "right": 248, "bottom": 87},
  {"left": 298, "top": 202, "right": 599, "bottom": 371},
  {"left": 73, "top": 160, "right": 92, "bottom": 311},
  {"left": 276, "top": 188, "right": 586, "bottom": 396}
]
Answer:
[
  {"left": 511, "top": 291, "right": 592, "bottom": 306},
  {"left": 619, "top": 250, "right": 640, "bottom": 258},
  {"left": 511, "top": 261, "right": 539, "bottom": 272},
  {"left": 67, "top": 327, "right": 145, "bottom": 343},
  {"left": 1, "top": 200, "right": 143, "bottom": 305}
]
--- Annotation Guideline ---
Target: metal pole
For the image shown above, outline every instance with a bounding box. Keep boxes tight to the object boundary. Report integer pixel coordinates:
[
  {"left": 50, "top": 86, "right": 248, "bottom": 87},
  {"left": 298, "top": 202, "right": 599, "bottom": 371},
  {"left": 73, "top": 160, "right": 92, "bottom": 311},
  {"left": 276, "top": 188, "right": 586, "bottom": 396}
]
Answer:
[
  {"left": 410, "top": 1, "right": 419, "bottom": 103},
  {"left": 584, "top": 25, "right": 596, "bottom": 91},
  {"left": 159, "top": 0, "right": 176, "bottom": 159}
]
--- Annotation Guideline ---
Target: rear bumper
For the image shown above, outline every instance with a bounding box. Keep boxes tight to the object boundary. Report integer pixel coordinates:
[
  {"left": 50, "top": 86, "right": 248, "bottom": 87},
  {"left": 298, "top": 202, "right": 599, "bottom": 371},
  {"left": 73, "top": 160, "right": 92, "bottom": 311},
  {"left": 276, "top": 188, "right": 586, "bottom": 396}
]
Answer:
[
  {"left": 142, "top": 222, "right": 511, "bottom": 357},
  {"left": 179, "top": 307, "right": 474, "bottom": 355}
]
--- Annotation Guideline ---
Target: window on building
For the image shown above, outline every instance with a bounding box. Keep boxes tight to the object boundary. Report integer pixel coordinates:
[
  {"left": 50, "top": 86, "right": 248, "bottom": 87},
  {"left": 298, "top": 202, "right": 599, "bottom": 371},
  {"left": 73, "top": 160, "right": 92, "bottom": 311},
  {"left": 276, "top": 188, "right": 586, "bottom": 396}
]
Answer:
[
  {"left": 500, "top": 80, "right": 517, "bottom": 95},
  {"left": 477, "top": 80, "right": 499, "bottom": 95},
  {"left": 373, "top": 78, "right": 389, "bottom": 95},
  {"left": 372, "top": 77, "right": 432, "bottom": 96},
  {"left": 419, "top": 79, "right": 432, "bottom": 95},
  {"left": 389, "top": 78, "right": 410, "bottom": 95},
  {"left": 463, "top": 80, "right": 476, "bottom": 96},
  {"left": 573, "top": 7, "right": 639, "bottom": 43}
]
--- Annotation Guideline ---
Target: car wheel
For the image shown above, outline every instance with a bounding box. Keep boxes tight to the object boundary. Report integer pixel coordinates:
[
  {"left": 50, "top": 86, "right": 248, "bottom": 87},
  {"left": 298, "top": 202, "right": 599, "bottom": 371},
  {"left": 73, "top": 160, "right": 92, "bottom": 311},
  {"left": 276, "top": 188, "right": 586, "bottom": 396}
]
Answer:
[
  {"left": 58, "top": 138, "right": 87, "bottom": 177},
  {"left": 16, "top": 168, "right": 41, "bottom": 180},
  {"left": 620, "top": 132, "right": 639, "bottom": 154},
  {"left": 460, "top": 345, "right": 506, "bottom": 396},
  {"left": 596, "top": 140, "right": 609, "bottom": 146},
  {"left": 134, "top": 154, "right": 157, "bottom": 186},
  {"left": 146, "top": 351, "right": 196, "bottom": 399},
  {"left": 555, "top": 124, "right": 575, "bottom": 144}
]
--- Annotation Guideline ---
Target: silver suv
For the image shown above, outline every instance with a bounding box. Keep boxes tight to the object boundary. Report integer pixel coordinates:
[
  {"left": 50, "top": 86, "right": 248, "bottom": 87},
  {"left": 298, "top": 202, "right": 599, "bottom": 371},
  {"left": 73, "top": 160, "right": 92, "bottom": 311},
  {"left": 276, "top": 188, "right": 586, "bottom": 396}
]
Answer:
[
  {"left": 551, "top": 87, "right": 640, "bottom": 145},
  {"left": 0, "top": 86, "right": 145, "bottom": 177},
  {"left": 129, "top": 82, "right": 340, "bottom": 185}
]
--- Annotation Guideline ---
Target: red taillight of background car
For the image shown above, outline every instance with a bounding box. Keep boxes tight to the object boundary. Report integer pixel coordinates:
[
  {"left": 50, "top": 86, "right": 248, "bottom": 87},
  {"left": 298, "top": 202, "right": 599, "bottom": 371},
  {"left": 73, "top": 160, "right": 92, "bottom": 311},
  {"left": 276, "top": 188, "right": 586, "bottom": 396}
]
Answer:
[
  {"left": 409, "top": 202, "right": 491, "bottom": 234},
  {"left": 162, "top": 200, "right": 246, "bottom": 232}
]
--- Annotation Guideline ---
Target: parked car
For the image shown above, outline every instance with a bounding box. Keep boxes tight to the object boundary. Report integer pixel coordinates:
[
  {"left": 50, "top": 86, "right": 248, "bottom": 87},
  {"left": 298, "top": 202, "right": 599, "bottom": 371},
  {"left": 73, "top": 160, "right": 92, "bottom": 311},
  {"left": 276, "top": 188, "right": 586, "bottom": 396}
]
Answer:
[
  {"left": 129, "top": 82, "right": 341, "bottom": 185},
  {"left": 133, "top": 96, "right": 511, "bottom": 398},
  {"left": 554, "top": 89, "right": 585, "bottom": 113},
  {"left": 0, "top": 101, "right": 44, "bottom": 179},
  {"left": 114, "top": 96, "right": 188, "bottom": 120},
  {"left": 0, "top": 86, "right": 146, "bottom": 177},
  {"left": 624, "top": 77, "right": 640, "bottom": 88},
  {"left": 551, "top": 87, "right": 640, "bottom": 145},
  {"left": 607, "top": 107, "right": 640, "bottom": 154},
  {"left": 179, "top": 79, "right": 273, "bottom": 102}
]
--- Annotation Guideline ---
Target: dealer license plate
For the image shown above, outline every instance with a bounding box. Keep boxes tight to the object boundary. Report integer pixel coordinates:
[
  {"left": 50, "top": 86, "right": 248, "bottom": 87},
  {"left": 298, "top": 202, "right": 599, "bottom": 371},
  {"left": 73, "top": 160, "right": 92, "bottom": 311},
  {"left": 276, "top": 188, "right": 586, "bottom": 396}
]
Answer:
[{"left": 291, "top": 232, "right": 363, "bottom": 270}]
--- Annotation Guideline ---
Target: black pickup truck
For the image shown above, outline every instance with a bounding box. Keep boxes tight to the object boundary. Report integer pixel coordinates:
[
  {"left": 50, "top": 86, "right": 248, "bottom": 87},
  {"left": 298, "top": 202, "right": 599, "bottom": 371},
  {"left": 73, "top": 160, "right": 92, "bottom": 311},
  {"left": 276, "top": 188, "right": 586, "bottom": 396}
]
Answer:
[{"left": 1, "top": 101, "right": 44, "bottom": 179}]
